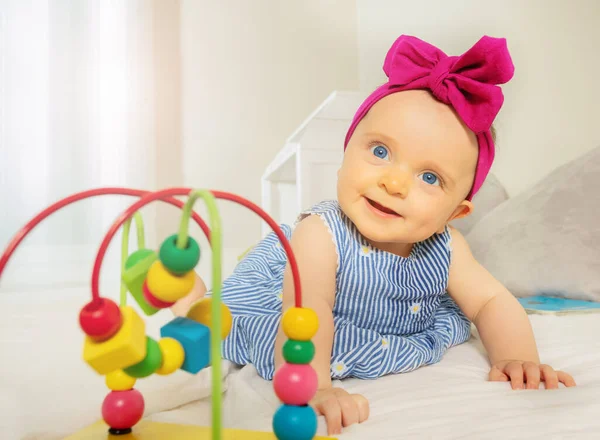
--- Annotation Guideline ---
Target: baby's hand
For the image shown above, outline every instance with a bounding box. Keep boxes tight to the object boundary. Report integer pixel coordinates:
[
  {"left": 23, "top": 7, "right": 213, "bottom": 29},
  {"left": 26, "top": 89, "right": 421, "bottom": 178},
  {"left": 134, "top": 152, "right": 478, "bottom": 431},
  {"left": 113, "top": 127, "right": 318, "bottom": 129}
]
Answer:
[
  {"left": 489, "top": 360, "right": 576, "bottom": 390},
  {"left": 170, "top": 273, "right": 206, "bottom": 316},
  {"left": 310, "top": 387, "right": 369, "bottom": 435}
]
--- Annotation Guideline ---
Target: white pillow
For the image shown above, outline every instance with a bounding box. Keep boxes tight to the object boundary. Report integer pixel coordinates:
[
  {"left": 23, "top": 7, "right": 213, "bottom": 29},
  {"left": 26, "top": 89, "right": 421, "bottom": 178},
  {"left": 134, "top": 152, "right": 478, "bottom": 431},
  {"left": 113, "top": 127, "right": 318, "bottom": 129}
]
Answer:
[
  {"left": 0, "top": 287, "right": 228, "bottom": 439},
  {"left": 451, "top": 173, "right": 509, "bottom": 235},
  {"left": 465, "top": 145, "right": 600, "bottom": 302}
]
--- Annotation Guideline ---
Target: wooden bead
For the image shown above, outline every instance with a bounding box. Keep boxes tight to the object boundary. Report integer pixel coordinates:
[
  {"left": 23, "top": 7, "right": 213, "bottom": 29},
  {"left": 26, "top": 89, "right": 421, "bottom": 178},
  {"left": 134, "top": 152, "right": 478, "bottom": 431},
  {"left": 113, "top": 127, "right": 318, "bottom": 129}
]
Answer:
[
  {"left": 146, "top": 260, "right": 195, "bottom": 303},
  {"left": 282, "top": 340, "right": 315, "bottom": 364},
  {"left": 160, "top": 317, "right": 209, "bottom": 374},
  {"left": 102, "top": 389, "right": 144, "bottom": 432},
  {"left": 125, "top": 248, "right": 155, "bottom": 270},
  {"left": 281, "top": 307, "right": 319, "bottom": 341},
  {"left": 105, "top": 370, "right": 136, "bottom": 391},
  {"left": 186, "top": 298, "right": 232, "bottom": 340},
  {"left": 143, "top": 281, "right": 175, "bottom": 309},
  {"left": 124, "top": 336, "right": 163, "bottom": 378},
  {"left": 83, "top": 306, "right": 146, "bottom": 375},
  {"left": 272, "top": 404, "right": 317, "bottom": 440},
  {"left": 159, "top": 234, "right": 201, "bottom": 275},
  {"left": 122, "top": 249, "right": 159, "bottom": 316},
  {"left": 273, "top": 363, "right": 318, "bottom": 405},
  {"left": 79, "top": 298, "right": 122, "bottom": 341},
  {"left": 155, "top": 337, "right": 185, "bottom": 375}
]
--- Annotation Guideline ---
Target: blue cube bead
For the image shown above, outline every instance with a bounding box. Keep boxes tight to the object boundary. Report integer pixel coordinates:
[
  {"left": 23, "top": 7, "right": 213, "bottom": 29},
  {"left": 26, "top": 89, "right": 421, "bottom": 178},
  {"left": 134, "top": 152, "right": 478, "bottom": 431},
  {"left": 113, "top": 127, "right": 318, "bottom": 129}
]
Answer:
[{"left": 160, "top": 317, "right": 209, "bottom": 373}]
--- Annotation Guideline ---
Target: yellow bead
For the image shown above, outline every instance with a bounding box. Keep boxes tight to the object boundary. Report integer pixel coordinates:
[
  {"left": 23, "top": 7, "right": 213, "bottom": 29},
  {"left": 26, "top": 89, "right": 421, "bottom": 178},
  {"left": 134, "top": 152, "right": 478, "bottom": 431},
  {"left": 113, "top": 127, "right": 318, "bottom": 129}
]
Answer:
[
  {"left": 83, "top": 306, "right": 146, "bottom": 375},
  {"left": 146, "top": 260, "right": 196, "bottom": 303},
  {"left": 282, "top": 307, "right": 319, "bottom": 341},
  {"left": 186, "top": 298, "right": 232, "bottom": 340},
  {"left": 155, "top": 337, "right": 185, "bottom": 375},
  {"left": 105, "top": 369, "right": 136, "bottom": 391}
]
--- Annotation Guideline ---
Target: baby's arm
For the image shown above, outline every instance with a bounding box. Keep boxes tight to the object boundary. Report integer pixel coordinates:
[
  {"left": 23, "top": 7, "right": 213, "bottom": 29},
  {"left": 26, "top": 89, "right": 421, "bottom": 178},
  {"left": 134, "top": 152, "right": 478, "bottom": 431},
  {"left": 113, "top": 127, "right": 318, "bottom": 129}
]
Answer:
[
  {"left": 447, "top": 227, "right": 575, "bottom": 389},
  {"left": 274, "top": 215, "right": 369, "bottom": 434},
  {"left": 274, "top": 215, "right": 337, "bottom": 387}
]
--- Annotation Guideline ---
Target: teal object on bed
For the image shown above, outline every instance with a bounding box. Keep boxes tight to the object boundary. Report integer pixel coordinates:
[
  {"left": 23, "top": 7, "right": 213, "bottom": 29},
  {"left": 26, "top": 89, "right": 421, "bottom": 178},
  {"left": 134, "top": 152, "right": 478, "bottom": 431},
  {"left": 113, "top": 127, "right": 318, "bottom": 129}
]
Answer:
[{"left": 518, "top": 295, "right": 600, "bottom": 313}]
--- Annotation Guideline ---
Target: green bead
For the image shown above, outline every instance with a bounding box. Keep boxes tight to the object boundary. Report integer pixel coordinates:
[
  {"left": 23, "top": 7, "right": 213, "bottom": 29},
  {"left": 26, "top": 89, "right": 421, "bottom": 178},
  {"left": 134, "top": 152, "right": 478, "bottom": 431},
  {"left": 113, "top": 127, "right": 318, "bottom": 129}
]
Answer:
[
  {"left": 282, "top": 339, "right": 315, "bottom": 364},
  {"left": 125, "top": 248, "right": 155, "bottom": 270},
  {"left": 159, "top": 234, "right": 200, "bottom": 275},
  {"left": 124, "top": 336, "right": 163, "bottom": 378},
  {"left": 122, "top": 249, "right": 159, "bottom": 316}
]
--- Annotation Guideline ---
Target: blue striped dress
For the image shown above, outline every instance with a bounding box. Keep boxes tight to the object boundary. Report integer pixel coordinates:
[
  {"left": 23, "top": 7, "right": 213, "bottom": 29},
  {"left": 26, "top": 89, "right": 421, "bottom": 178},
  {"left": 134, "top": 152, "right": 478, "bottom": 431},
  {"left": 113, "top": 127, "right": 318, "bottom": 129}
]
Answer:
[{"left": 216, "top": 200, "right": 472, "bottom": 380}]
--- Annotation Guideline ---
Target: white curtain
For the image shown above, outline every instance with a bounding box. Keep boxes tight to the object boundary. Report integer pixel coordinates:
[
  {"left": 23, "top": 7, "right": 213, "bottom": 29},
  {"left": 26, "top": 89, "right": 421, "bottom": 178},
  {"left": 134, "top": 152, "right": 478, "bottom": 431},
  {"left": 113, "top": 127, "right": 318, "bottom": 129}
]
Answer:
[{"left": 0, "top": 0, "right": 158, "bottom": 291}]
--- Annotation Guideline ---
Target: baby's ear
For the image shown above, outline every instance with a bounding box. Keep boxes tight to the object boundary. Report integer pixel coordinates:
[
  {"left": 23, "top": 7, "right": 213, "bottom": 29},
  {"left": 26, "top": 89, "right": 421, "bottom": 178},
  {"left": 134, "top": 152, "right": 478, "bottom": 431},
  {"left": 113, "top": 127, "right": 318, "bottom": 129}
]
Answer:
[
  {"left": 451, "top": 200, "right": 474, "bottom": 221},
  {"left": 438, "top": 201, "right": 473, "bottom": 233}
]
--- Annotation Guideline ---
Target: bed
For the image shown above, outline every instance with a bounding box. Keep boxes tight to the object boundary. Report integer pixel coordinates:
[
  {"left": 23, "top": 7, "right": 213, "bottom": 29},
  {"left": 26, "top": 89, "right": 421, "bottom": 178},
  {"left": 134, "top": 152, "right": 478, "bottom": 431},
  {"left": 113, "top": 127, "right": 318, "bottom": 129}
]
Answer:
[
  {"left": 149, "top": 313, "right": 600, "bottom": 439},
  {"left": 2, "top": 287, "right": 599, "bottom": 439},
  {"left": 2, "top": 144, "right": 598, "bottom": 439}
]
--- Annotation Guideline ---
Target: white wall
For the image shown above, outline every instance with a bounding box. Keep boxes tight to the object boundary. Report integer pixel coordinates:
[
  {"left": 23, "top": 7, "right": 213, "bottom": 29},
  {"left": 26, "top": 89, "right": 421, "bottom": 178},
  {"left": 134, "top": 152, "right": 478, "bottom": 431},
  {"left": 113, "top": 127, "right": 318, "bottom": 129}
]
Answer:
[
  {"left": 180, "top": 0, "right": 359, "bottom": 276},
  {"left": 356, "top": 0, "right": 600, "bottom": 197},
  {"left": 0, "top": 1, "right": 158, "bottom": 292}
]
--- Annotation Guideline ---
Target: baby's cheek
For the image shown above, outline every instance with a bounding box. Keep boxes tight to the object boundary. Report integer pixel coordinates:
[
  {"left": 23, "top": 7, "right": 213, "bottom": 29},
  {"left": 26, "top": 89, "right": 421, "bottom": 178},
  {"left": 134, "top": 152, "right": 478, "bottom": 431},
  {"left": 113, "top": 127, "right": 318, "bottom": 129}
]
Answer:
[
  {"left": 410, "top": 206, "right": 446, "bottom": 239},
  {"left": 338, "top": 168, "right": 365, "bottom": 198}
]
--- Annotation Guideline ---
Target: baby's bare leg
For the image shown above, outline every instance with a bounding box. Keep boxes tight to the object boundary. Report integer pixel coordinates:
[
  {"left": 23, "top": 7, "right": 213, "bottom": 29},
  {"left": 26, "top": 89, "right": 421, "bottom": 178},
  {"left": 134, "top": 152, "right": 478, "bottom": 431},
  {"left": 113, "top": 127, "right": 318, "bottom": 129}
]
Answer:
[{"left": 170, "top": 273, "right": 207, "bottom": 316}]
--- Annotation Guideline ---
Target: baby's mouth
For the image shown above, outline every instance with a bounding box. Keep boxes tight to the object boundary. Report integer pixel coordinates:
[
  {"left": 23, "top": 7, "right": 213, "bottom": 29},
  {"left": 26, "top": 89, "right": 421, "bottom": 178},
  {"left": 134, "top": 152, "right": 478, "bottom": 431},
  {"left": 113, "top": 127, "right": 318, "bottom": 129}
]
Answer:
[{"left": 365, "top": 197, "right": 401, "bottom": 217}]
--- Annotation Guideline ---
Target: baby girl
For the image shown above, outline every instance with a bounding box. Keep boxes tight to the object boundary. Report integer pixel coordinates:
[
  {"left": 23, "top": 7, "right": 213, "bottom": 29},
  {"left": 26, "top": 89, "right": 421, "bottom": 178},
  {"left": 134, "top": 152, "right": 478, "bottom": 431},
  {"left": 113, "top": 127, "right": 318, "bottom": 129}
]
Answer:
[{"left": 174, "top": 35, "right": 576, "bottom": 435}]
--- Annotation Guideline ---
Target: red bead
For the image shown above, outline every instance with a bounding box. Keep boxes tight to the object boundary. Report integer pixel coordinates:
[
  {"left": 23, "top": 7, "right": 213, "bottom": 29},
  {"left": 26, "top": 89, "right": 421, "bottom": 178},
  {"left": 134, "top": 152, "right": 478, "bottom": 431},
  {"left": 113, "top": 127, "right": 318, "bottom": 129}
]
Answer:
[
  {"left": 273, "top": 363, "right": 318, "bottom": 406},
  {"left": 79, "top": 298, "right": 122, "bottom": 341},
  {"left": 102, "top": 389, "right": 145, "bottom": 431},
  {"left": 143, "top": 281, "right": 175, "bottom": 309}
]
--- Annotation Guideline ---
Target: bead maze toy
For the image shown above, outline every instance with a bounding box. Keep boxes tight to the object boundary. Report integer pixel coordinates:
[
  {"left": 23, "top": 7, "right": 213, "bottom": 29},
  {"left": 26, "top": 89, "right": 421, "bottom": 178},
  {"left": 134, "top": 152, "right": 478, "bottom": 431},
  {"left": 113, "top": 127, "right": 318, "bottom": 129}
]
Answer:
[{"left": 0, "top": 187, "right": 335, "bottom": 440}]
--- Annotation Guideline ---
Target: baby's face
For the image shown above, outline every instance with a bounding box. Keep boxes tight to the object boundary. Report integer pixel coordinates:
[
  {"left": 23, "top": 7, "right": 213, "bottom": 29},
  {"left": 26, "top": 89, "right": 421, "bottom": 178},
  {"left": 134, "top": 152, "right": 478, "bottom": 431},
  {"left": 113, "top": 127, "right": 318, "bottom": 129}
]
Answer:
[{"left": 337, "top": 90, "right": 478, "bottom": 252}]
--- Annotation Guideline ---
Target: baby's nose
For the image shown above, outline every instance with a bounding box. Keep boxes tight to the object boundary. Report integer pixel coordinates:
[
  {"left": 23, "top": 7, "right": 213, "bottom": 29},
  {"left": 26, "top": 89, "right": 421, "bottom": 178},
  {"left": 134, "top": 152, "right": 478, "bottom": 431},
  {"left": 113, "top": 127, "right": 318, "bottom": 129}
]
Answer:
[{"left": 379, "top": 169, "right": 412, "bottom": 198}]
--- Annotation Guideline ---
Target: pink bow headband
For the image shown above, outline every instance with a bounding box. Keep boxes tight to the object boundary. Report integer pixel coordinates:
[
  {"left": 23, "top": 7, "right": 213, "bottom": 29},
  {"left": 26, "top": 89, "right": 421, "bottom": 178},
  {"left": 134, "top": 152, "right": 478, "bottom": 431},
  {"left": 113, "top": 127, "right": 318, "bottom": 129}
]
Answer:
[{"left": 344, "top": 35, "right": 515, "bottom": 199}]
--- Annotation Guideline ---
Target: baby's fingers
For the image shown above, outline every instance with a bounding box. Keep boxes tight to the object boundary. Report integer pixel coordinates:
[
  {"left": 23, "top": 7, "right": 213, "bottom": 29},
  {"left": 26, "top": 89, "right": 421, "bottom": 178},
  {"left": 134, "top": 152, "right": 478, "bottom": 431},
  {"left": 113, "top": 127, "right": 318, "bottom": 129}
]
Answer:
[
  {"left": 557, "top": 371, "right": 577, "bottom": 387},
  {"left": 524, "top": 362, "right": 541, "bottom": 389},
  {"left": 338, "top": 395, "right": 360, "bottom": 428},
  {"left": 317, "top": 397, "right": 342, "bottom": 436},
  {"left": 489, "top": 365, "right": 509, "bottom": 382},
  {"left": 351, "top": 394, "right": 370, "bottom": 423},
  {"left": 540, "top": 364, "right": 559, "bottom": 389},
  {"left": 504, "top": 362, "right": 525, "bottom": 390}
]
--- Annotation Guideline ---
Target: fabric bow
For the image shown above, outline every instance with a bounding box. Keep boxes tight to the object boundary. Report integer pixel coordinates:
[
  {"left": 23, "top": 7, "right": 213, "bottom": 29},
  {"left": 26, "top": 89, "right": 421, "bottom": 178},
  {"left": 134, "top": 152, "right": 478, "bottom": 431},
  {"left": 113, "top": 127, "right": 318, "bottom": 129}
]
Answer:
[{"left": 383, "top": 35, "right": 514, "bottom": 134}]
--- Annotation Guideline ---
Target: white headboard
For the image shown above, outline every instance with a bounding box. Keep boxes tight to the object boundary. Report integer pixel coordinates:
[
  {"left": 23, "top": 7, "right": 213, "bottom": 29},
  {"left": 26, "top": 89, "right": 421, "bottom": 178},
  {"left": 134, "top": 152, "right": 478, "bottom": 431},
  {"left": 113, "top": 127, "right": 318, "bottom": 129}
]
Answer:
[{"left": 261, "top": 91, "right": 365, "bottom": 236}]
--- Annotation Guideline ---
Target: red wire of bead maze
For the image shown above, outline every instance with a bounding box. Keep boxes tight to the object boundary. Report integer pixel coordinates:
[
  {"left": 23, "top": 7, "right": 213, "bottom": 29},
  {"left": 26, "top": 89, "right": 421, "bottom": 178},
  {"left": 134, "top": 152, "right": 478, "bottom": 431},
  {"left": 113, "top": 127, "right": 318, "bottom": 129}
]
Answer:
[
  {"left": 0, "top": 188, "right": 209, "bottom": 278},
  {"left": 90, "top": 187, "right": 302, "bottom": 307},
  {"left": 0, "top": 187, "right": 302, "bottom": 308}
]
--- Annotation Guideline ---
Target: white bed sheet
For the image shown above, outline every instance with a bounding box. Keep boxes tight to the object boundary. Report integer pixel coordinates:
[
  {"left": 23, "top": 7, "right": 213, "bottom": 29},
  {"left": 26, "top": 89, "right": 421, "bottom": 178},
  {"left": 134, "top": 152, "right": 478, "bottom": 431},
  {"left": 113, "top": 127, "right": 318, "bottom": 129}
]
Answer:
[
  {"left": 147, "top": 313, "right": 600, "bottom": 439},
  {"left": 2, "top": 287, "right": 599, "bottom": 439}
]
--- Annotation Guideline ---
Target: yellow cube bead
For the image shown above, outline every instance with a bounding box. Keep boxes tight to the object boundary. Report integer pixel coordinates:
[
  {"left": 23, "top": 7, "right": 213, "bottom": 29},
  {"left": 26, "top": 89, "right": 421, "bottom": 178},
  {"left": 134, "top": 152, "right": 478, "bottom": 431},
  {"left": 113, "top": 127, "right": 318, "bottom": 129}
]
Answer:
[
  {"left": 83, "top": 306, "right": 146, "bottom": 375},
  {"left": 105, "top": 369, "right": 136, "bottom": 391},
  {"left": 186, "top": 298, "right": 233, "bottom": 340},
  {"left": 282, "top": 307, "right": 319, "bottom": 341},
  {"left": 146, "top": 260, "right": 196, "bottom": 303},
  {"left": 155, "top": 337, "right": 185, "bottom": 375}
]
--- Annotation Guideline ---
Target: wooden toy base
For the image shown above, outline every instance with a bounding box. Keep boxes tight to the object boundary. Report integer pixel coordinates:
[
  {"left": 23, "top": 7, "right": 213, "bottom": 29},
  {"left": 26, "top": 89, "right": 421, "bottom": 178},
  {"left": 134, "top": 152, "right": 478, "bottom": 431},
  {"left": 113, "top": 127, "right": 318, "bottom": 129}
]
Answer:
[{"left": 64, "top": 420, "right": 336, "bottom": 439}]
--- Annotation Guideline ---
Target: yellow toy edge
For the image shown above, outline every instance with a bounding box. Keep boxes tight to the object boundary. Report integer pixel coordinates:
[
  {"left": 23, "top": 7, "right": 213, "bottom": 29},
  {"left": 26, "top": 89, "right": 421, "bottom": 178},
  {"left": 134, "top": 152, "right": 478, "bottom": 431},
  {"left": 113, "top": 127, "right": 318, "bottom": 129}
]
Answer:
[{"left": 64, "top": 419, "right": 336, "bottom": 440}]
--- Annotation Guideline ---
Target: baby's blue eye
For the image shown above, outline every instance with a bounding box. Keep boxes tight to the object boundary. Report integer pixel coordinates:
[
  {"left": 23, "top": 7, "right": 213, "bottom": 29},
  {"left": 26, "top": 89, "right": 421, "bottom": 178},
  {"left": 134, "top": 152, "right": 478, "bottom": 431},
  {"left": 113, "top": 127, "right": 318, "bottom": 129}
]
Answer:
[
  {"left": 420, "top": 172, "right": 440, "bottom": 186},
  {"left": 370, "top": 145, "right": 389, "bottom": 160}
]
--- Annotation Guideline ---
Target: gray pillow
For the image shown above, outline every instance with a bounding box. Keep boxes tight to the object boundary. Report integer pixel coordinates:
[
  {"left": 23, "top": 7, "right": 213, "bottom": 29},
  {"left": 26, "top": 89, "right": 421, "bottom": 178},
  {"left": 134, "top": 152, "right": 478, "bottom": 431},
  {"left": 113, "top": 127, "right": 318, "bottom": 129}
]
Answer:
[
  {"left": 465, "top": 145, "right": 600, "bottom": 302},
  {"left": 451, "top": 173, "right": 509, "bottom": 235}
]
